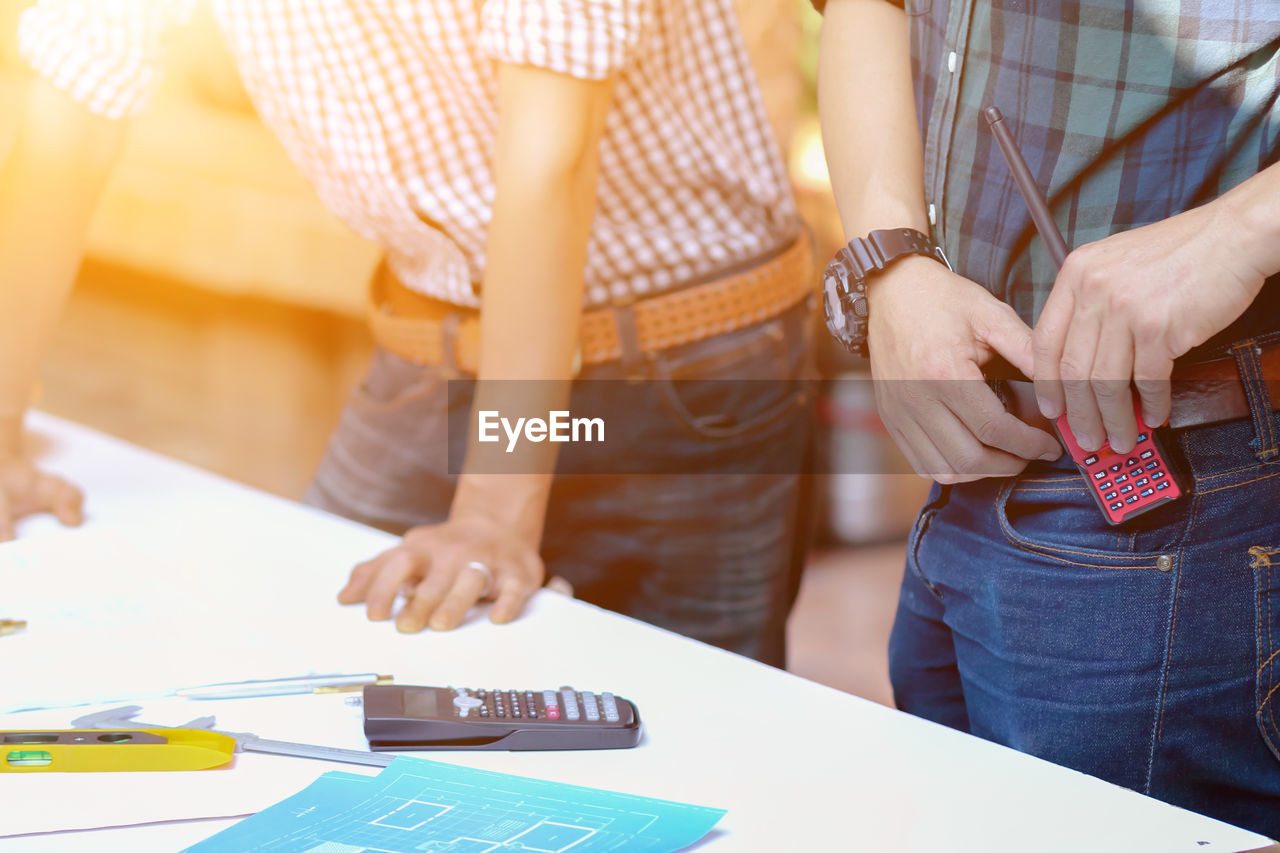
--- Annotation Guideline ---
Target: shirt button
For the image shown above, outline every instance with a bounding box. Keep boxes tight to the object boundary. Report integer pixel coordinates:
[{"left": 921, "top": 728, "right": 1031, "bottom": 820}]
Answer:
[
  {"left": 947, "top": 51, "right": 958, "bottom": 73},
  {"left": 927, "top": 203, "right": 937, "bottom": 226}
]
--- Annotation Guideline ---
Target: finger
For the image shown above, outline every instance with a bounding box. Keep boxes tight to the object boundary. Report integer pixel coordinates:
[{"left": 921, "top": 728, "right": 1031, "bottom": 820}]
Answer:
[
  {"left": 1059, "top": 311, "right": 1105, "bottom": 452},
  {"left": 395, "top": 565, "right": 460, "bottom": 633},
  {"left": 884, "top": 421, "right": 929, "bottom": 480},
  {"left": 427, "top": 564, "right": 490, "bottom": 631},
  {"left": 1031, "top": 284, "right": 1077, "bottom": 418},
  {"left": 490, "top": 548, "right": 543, "bottom": 623},
  {"left": 896, "top": 419, "right": 954, "bottom": 482},
  {"left": 973, "top": 299, "right": 1037, "bottom": 380},
  {"left": 944, "top": 375, "right": 1062, "bottom": 461},
  {"left": 364, "top": 550, "right": 420, "bottom": 621},
  {"left": 544, "top": 575, "right": 574, "bottom": 597},
  {"left": 338, "top": 553, "right": 389, "bottom": 604},
  {"left": 1090, "top": 319, "right": 1137, "bottom": 453},
  {"left": 928, "top": 401, "right": 1033, "bottom": 481},
  {"left": 893, "top": 389, "right": 982, "bottom": 481},
  {"left": 880, "top": 391, "right": 953, "bottom": 481},
  {"left": 1133, "top": 346, "right": 1175, "bottom": 429},
  {"left": 0, "top": 492, "right": 14, "bottom": 542},
  {"left": 41, "top": 475, "right": 84, "bottom": 527},
  {"left": 872, "top": 386, "right": 932, "bottom": 479},
  {"left": 490, "top": 574, "right": 536, "bottom": 624}
]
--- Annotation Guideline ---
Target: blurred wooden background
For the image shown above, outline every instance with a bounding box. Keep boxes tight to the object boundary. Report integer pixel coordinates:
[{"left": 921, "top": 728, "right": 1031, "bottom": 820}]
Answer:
[{"left": 0, "top": 0, "right": 840, "bottom": 498}]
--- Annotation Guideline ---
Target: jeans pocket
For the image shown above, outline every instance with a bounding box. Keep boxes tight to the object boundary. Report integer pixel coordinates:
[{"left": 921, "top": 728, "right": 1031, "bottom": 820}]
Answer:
[
  {"left": 654, "top": 306, "right": 811, "bottom": 442},
  {"left": 1254, "top": 545, "right": 1280, "bottom": 762},
  {"left": 349, "top": 348, "right": 447, "bottom": 414},
  {"left": 656, "top": 375, "right": 808, "bottom": 441},
  {"left": 905, "top": 484, "right": 948, "bottom": 600},
  {"left": 996, "top": 474, "right": 1185, "bottom": 570}
]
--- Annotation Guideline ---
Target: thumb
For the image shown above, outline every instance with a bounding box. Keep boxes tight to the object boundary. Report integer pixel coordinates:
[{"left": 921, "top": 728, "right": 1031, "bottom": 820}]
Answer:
[{"left": 973, "top": 299, "right": 1036, "bottom": 380}]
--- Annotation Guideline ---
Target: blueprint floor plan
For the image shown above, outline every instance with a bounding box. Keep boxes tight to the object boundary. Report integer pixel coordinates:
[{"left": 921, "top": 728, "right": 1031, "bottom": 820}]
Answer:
[{"left": 184, "top": 757, "right": 725, "bottom": 852}]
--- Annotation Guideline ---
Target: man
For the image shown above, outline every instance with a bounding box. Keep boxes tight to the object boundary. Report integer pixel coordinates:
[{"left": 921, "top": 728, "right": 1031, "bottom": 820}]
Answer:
[
  {"left": 814, "top": 0, "right": 1279, "bottom": 835},
  {"left": 0, "top": 0, "right": 812, "bottom": 666}
]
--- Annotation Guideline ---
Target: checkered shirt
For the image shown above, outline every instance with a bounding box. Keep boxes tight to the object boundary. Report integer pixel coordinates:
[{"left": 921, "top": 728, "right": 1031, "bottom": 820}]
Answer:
[
  {"left": 815, "top": 0, "right": 1280, "bottom": 351},
  {"left": 19, "top": 0, "right": 798, "bottom": 309}
]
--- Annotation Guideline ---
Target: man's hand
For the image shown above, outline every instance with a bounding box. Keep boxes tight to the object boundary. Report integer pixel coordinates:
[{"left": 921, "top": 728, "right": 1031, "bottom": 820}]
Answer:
[
  {"left": 0, "top": 453, "right": 84, "bottom": 541},
  {"left": 1032, "top": 195, "right": 1271, "bottom": 454},
  {"left": 869, "top": 256, "right": 1062, "bottom": 483},
  {"left": 338, "top": 471, "right": 550, "bottom": 632},
  {"left": 337, "top": 510, "right": 545, "bottom": 633}
]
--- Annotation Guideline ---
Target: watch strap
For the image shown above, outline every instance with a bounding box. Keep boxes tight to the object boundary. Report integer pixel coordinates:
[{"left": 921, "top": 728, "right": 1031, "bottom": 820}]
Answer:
[
  {"left": 822, "top": 227, "right": 949, "bottom": 359},
  {"left": 837, "top": 228, "right": 948, "bottom": 279}
]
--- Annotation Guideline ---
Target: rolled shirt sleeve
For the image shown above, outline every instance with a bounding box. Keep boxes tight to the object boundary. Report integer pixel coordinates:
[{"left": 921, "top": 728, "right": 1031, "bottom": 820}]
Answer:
[
  {"left": 18, "top": 0, "right": 196, "bottom": 120},
  {"left": 479, "top": 0, "right": 653, "bottom": 81}
]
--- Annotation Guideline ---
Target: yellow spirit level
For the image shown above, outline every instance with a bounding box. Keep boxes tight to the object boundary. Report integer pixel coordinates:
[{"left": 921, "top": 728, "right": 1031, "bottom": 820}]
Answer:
[{"left": 1, "top": 729, "right": 235, "bottom": 772}]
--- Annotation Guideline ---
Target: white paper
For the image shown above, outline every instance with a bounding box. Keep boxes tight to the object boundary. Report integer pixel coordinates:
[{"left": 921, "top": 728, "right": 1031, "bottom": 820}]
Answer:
[{"left": 0, "top": 755, "right": 375, "bottom": 837}]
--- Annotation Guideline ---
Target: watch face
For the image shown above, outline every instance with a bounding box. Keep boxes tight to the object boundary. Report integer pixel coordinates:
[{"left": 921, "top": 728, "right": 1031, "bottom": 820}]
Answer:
[
  {"left": 821, "top": 256, "right": 866, "bottom": 356},
  {"left": 822, "top": 262, "right": 848, "bottom": 336},
  {"left": 822, "top": 231, "right": 941, "bottom": 360}
]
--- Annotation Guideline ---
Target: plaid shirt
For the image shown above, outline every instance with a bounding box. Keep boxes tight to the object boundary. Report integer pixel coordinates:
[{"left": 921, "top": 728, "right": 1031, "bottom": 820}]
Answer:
[
  {"left": 19, "top": 0, "right": 797, "bottom": 310},
  {"left": 817, "top": 0, "right": 1280, "bottom": 353}
]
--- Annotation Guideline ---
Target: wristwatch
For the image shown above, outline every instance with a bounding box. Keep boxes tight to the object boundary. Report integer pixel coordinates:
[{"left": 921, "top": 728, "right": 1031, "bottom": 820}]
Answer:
[{"left": 822, "top": 228, "right": 950, "bottom": 358}]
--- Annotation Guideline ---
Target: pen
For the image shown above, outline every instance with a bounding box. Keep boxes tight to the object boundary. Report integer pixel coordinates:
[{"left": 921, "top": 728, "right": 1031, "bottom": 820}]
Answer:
[
  {"left": 984, "top": 106, "right": 1070, "bottom": 269},
  {"left": 176, "top": 673, "right": 394, "bottom": 700},
  {"left": 0, "top": 619, "right": 26, "bottom": 637}
]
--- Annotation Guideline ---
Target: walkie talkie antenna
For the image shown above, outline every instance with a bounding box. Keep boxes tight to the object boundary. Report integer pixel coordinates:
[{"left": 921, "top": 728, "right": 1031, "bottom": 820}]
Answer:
[{"left": 984, "top": 106, "right": 1070, "bottom": 269}]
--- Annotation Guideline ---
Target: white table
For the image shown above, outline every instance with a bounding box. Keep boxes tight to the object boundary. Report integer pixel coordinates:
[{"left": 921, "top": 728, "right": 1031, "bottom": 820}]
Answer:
[{"left": 1, "top": 414, "right": 1275, "bottom": 853}]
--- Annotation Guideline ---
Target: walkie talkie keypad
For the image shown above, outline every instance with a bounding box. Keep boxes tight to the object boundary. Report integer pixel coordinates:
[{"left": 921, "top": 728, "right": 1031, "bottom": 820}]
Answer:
[{"left": 1054, "top": 400, "right": 1183, "bottom": 525}]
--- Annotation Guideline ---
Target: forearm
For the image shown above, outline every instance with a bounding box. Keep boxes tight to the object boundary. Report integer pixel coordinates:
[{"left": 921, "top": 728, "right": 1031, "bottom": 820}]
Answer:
[
  {"left": 452, "top": 173, "right": 592, "bottom": 536},
  {"left": 0, "top": 78, "right": 125, "bottom": 451},
  {"left": 818, "top": 0, "right": 928, "bottom": 239},
  {"left": 1221, "top": 160, "right": 1280, "bottom": 281},
  {"left": 453, "top": 64, "right": 611, "bottom": 538}
]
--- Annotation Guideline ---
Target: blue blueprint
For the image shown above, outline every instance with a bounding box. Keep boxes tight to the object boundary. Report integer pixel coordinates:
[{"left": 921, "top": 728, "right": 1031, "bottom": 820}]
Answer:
[{"left": 184, "top": 757, "right": 725, "bottom": 852}]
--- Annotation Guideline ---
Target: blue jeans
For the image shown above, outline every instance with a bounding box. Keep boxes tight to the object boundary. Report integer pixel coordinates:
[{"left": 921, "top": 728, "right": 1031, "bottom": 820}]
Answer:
[
  {"left": 306, "top": 301, "right": 815, "bottom": 667},
  {"left": 890, "top": 374, "right": 1280, "bottom": 837}
]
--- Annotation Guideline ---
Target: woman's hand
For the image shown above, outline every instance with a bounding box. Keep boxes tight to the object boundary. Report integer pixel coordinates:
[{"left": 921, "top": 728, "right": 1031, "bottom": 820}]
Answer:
[{"left": 0, "top": 451, "right": 84, "bottom": 541}]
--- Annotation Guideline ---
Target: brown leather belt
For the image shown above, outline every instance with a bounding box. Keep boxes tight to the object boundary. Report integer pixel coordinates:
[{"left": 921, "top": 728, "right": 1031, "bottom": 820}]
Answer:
[
  {"left": 1002, "top": 339, "right": 1280, "bottom": 433},
  {"left": 368, "top": 231, "right": 814, "bottom": 375}
]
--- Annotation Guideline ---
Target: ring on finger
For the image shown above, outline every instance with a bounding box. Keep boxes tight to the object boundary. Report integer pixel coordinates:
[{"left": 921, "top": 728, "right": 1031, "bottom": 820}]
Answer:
[{"left": 464, "top": 560, "right": 493, "bottom": 597}]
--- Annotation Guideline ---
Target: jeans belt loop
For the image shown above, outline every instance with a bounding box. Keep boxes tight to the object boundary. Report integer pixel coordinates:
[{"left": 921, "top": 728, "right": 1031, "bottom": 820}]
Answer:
[
  {"left": 612, "top": 293, "right": 648, "bottom": 381},
  {"left": 440, "top": 312, "right": 463, "bottom": 379},
  {"left": 1231, "top": 338, "right": 1279, "bottom": 463}
]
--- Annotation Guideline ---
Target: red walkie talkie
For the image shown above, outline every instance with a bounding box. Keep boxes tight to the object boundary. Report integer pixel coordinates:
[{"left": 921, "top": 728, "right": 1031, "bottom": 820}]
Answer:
[
  {"left": 985, "top": 107, "right": 1183, "bottom": 524},
  {"left": 1053, "top": 400, "right": 1183, "bottom": 525}
]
